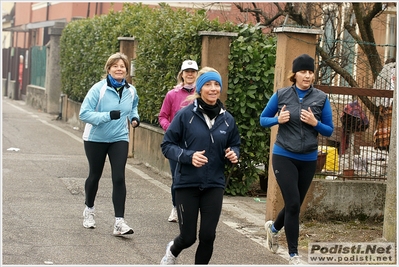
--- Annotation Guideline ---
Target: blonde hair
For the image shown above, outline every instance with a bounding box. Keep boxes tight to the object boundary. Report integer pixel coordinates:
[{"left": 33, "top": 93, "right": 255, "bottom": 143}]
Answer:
[
  {"left": 186, "top": 67, "right": 220, "bottom": 102},
  {"left": 176, "top": 70, "right": 184, "bottom": 84},
  {"left": 102, "top": 52, "right": 129, "bottom": 79}
]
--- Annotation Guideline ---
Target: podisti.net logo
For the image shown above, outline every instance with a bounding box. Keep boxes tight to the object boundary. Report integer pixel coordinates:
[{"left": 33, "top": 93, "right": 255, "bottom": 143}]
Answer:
[{"left": 308, "top": 242, "right": 396, "bottom": 264}]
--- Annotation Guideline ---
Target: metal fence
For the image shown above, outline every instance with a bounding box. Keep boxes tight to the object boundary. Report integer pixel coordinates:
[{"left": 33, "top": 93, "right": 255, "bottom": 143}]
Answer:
[
  {"left": 2, "top": 47, "right": 29, "bottom": 99},
  {"left": 315, "top": 85, "right": 393, "bottom": 181},
  {"left": 30, "top": 46, "right": 47, "bottom": 88},
  {"left": 313, "top": 23, "right": 395, "bottom": 181}
]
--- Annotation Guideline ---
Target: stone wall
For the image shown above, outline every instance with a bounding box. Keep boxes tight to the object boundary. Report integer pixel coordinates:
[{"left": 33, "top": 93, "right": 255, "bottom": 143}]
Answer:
[
  {"left": 26, "top": 85, "right": 47, "bottom": 112},
  {"left": 65, "top": 98, "right": 85, "bottom": 131},
  {"left": 134, "top": 124, "right": 171, "bottom": 177},
  {"left": 303, "top": 179, "right": 385, "bottom": 221}
]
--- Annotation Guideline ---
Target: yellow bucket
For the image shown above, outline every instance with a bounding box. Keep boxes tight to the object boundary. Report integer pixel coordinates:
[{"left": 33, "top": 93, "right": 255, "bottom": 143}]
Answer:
[{"left": 318, "top": 146, "right": 339, "bottom": 171}]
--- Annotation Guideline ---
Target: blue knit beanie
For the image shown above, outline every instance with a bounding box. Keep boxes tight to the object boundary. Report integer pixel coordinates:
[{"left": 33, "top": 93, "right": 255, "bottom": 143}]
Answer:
[{"left": 195, "top": 71, "right": 223, "bottom": 94}]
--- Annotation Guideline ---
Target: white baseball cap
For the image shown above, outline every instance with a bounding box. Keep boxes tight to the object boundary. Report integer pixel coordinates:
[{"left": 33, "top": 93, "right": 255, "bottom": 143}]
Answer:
[{"left": 181, "top": 60, "right": 198, "bottom": 71}]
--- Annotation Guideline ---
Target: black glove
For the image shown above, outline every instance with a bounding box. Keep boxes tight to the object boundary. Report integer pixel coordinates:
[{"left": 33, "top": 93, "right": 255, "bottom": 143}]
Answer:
[
  {"left": 131, "top": 118, "right": 140, "bottom": 128},
  {"left": 110, "top": 110, "right": 120, "bottom": 120}
]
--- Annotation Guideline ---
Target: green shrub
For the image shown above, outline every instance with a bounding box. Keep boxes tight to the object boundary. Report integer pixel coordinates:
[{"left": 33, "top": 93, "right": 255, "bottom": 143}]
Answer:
[
  {"left": 132, "top": 4, "right": 236, "bottom": 125},
  {"left": 60, "top": 10, "right": 123, "bottom": 102},
  {"left": 225, "top": 23, "right": 276, "bottom": 195}
]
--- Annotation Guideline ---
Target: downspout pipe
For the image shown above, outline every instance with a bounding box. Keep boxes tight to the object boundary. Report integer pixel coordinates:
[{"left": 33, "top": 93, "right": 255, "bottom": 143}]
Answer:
[{"left": 46, "top": 2, "right": 50, "bottom": 20}]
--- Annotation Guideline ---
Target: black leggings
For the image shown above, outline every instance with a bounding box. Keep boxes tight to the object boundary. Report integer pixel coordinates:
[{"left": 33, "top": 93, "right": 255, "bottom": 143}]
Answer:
[
  {"left": 84, "top": 141, "right": 128, "bottom": 217},
  {"left": 170, "top": 187, "right": 224, "bottom": 264},
  {"left": 272, "top": 154, "right": 316, "bottom": 255}
]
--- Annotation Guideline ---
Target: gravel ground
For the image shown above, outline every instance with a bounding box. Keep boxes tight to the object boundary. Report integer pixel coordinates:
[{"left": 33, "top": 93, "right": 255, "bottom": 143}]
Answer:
[{"left": 297, "top": 220, "right": 384, "bottom": 250}]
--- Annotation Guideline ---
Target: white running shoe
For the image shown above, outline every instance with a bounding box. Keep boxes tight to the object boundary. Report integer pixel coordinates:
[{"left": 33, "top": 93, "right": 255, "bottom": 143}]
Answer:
[
  {"left": 113, "top": 219, "right": 134, "bottom": 236},
  {"left": 289, "top": 254, "right": 303, "bottom": 265},
  {"left": 160, "top": 241, "right": 176, "bottom": 265},
  {"left": 265, "top": 220, "right": 279, "bottom": 253},
  {"left": 83, "top": 208, "right": 96, "bottom": 229},
  {"left": 168, "top": 207, "right": 178, "bottom": 222}
]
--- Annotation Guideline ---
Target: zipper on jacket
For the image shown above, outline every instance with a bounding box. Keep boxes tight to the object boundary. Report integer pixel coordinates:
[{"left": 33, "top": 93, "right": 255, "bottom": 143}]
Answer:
[
  {"left": 299, "top": 88, "right": 312, "bottom": 152},
  {"left": 177, "top": 148, "right": 184, "bottom": 162},
  {"left": 118, "top": 88, "right": 123, "bottom": 104},
  {"left": 296, "top": 88, "right": 305, "bottom": 152}
]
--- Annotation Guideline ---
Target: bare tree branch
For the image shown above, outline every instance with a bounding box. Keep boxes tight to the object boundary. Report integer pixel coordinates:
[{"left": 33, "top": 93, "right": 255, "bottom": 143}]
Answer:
[
  {"left": 317, "top": 46, "right": 380, "bottom": 119},
  {"left": 352, "top": 3, "right": 383, "bottom": 80},
  {"left": 317, "top": 47, "right": 358, "bottom": 87},
  {"left": 233, "top": 2, "right": 284, "bottom": 26}
]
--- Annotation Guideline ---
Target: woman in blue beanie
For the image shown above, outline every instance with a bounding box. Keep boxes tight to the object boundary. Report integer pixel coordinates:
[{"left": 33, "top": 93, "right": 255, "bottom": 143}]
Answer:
[
  {"left": 160, "top": 67, "right": 241, "bottom": 265},
  {"left": 260, "top": 54, "right": 334, "bottom": 265}
]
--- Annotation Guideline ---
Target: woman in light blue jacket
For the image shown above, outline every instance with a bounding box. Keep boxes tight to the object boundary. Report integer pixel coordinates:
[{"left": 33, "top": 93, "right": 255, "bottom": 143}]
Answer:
[{"left": 79, "top": 52, "right": 139, "bottom": 236}]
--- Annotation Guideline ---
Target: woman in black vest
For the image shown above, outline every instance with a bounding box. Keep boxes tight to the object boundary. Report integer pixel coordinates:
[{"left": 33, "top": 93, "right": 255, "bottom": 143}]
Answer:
[{"left": 259, "top": 54, "right": 334, "bottom": 265}]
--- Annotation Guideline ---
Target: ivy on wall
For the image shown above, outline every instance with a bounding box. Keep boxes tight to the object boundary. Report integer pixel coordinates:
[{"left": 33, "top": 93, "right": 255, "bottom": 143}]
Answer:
[{"left": 59, "top": 3, "right": 276, "bottom": 196}]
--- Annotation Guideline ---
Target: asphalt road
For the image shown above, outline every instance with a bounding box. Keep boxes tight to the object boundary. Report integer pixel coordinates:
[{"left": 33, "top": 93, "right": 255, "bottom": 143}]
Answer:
[{"left": 2, "top": 96, "right": 295, "bottom": 266}]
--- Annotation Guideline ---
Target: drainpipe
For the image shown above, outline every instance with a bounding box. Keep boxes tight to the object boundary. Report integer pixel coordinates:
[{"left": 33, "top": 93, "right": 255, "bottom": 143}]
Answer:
[
  {"left": 87, "top": 3, "right": 90, "bottom": 18},
  {"left": 57, "top": 94, "right": 66, "bottom": 121},
  {"left": 46, "top": 2, "right": 50, "bottom": 20}
]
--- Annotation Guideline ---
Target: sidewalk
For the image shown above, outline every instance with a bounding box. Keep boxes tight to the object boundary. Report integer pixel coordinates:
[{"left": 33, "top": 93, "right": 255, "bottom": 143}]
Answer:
[{"left": 2, "top": 97, "right": 292, "bottom": 265}]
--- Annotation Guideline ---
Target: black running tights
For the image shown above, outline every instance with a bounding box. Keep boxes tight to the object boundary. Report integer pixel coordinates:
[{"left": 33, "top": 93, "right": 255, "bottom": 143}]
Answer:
[
  {"left": 83, "top": 141, "right": 128, "bottom": 217},
  {"left": 170, "top": 187, "right": 224, "bottom": 264},
  {"left": 272, "top": 154, "right": 316, "bottom": 255}
]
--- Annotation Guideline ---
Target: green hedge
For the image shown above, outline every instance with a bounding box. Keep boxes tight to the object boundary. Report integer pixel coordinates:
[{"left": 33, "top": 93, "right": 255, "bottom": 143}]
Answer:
[
  {"left": 225, "top": 23, "right": 276, "bottom": 195},
  {"left": 60, "top": 3, "right": 276, "bottom": 195},
  {"left": 130, "top": 3, "right": 236, "bottom": 125}
]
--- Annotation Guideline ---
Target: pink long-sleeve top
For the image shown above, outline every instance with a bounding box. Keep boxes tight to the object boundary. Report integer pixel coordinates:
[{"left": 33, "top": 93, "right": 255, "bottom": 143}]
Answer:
[{"left": 158, "top": 84, "right": 195, "bottom": 131}]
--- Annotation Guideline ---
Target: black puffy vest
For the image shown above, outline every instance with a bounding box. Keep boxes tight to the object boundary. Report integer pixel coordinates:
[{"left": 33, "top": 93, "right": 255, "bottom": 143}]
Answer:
[{"left": 275, "top": 85, "right": 327, "bottom": 153}]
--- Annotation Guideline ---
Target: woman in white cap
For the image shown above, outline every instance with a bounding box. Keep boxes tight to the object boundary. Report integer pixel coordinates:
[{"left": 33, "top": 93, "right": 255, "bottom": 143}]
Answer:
[
  {"left": 160, "top": 67, "right": 240, "bottom": 265},
  {"left": 158, "top": 60, "right": 199, "bottom": 223},
  {"left": 259, "top": 54, "right": 334, "bottom": 265}
]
